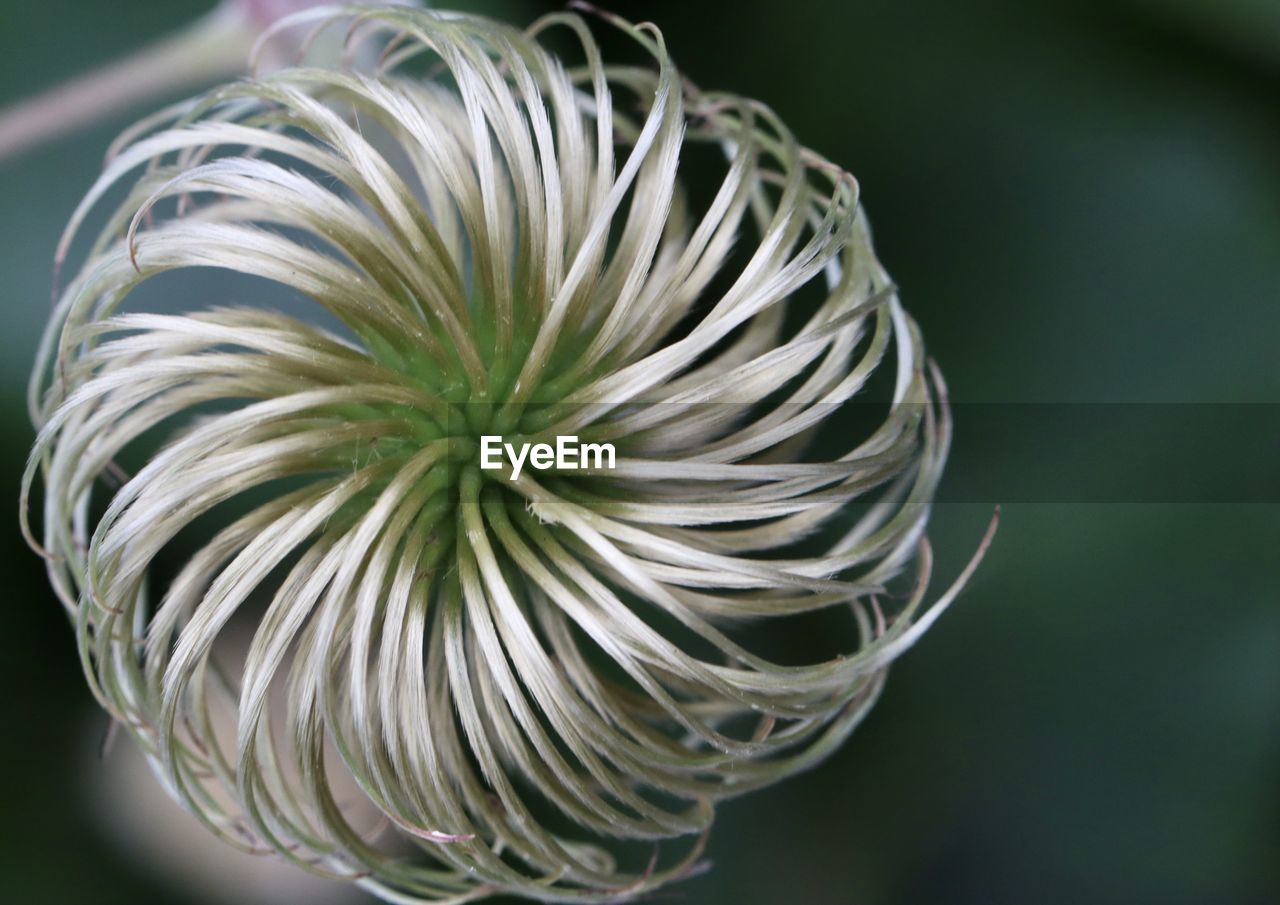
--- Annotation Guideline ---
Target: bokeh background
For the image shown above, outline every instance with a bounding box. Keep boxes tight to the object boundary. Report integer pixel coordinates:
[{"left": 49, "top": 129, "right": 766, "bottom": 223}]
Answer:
[{"left": 1, "top": 1, "right": 1277, "bottom": 903}]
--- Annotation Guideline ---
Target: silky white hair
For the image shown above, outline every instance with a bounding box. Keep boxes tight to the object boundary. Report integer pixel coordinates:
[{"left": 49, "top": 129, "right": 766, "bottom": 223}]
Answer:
[{"left": 23, "top": 5, "right": 994, "bottom": 903}]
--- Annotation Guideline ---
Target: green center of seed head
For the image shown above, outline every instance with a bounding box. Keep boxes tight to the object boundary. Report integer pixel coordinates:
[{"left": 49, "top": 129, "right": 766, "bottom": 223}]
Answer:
[{"left": 426, "top": 393, "right": 551, "bottom": 493}]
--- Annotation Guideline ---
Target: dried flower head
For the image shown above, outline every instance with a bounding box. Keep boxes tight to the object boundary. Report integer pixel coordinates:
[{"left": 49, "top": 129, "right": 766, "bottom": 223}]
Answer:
[{"left": 23, "top": 5, "right": 994, "bottom": 902}]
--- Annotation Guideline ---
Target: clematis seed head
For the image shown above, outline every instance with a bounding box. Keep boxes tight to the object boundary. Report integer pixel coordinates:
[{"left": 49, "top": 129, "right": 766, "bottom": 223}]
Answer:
[{"left": 23, "top": 5, "right": 994, "bottom": 903}]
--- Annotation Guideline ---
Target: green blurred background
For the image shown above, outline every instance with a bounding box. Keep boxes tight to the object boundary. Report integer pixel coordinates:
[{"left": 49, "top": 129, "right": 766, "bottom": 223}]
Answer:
[{"left": 0, "top": 1, "right": 1276, "bottom": 903}]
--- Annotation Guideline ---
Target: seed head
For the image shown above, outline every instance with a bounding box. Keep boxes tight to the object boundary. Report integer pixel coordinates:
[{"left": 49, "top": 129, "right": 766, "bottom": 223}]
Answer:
[{"left": 24, "top": 5, "right": 993, "bottom": 902}]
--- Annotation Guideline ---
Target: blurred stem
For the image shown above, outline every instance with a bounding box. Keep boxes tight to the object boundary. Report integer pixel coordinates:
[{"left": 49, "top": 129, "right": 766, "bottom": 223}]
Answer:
[{"left": 0, "top": 4, "right": 254, "bottom": 164}]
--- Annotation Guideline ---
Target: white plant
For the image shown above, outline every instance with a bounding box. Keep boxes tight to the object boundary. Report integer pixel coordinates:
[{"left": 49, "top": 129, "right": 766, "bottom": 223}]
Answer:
[{"left": 22, "top": 5, "right": 994, "bottom": 902}]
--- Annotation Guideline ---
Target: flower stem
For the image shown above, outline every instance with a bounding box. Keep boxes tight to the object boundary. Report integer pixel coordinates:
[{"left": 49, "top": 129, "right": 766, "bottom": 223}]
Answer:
[{"left": 0, "top": 4, "right": 254, "bottom": 164}]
